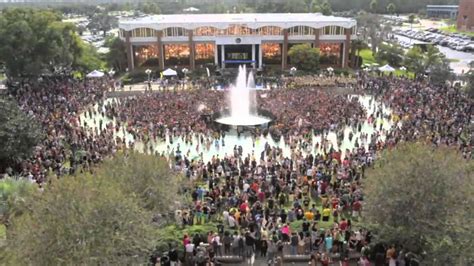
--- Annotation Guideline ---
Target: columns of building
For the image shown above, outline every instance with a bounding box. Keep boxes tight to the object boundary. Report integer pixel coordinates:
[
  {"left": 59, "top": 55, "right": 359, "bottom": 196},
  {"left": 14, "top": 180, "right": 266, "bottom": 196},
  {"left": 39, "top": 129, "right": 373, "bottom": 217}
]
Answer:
[
  {"left": 221, "top": 45, "right": 226, "bottom": 68},
  {"left": 314, "top": 28, "right": 320, "bottom": 50},
  {"left": 188, "top": 31, "right": 195, "bottom": 69},
  {"left": 258, "top": 44, "right": 263, "bottom": 69},
  {"left": 157, "top": 30, "right": 165, "bottom": 70},
  {"left": 125, "top": 30, "right": 134, "bottom": 71},
  {"left": 282, "top": 29, "right": 288, "bottom": 70},
  {"left": 343, "top": 28, "right": 351, "bottom": 68},
  {"left": 251, "top": 44, "right": 256, "bottom": 69},
  {"left": 214, "top": 43, "right": 219, "bottom": 65}
]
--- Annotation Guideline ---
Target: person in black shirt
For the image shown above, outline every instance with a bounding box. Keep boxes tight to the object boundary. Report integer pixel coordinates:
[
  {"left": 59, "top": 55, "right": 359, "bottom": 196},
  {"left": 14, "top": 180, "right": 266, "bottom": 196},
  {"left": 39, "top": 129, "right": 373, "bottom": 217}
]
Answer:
[
  {"left": 302, "top": 219, "right": 310, "bottom": 233},
  {"left": 280, "top": 209, "right": 287, "bottom": 224}
]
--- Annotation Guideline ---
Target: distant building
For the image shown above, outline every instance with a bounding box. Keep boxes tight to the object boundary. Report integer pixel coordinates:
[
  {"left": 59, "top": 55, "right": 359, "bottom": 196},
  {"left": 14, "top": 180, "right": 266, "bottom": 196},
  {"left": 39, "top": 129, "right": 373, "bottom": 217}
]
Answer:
[
  {"left": 426, "top": 5, "right": 458, "bottom": 19},
  {"left": 457, "top": 0, "right": 474, "bottom": 31},
  {"left": 118, "top": 13, "right": 357, "bottom": 70}
]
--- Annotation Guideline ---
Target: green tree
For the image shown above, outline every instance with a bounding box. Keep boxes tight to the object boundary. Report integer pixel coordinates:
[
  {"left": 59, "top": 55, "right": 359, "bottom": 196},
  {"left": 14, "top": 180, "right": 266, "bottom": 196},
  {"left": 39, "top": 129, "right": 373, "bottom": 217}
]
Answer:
[
  {"left": 0, "top": 178, "right": 37, "bottom": 229},
  {"left": 465, "top": 63, "right": 474, "bottom": 98},
  {"left": 351, "top": 39, "right": 368, "bottom": 67},
  {"left": 105, "top": 37, "right": 128, "bottom": 72},
  {"left": 319, "top": 1, "right": 332, "bottom": 15},
  {"left": 357, "top": 12, "right": 381, "bottom": 55},
  {"left": 428, "top": 59, "right": 453, "bottom": 86},
  {"left": 4, "top": 172, "right": 157, "bottom": 265},
  {"left": 405, "top": 45, "right": 446, "bottom": 78},
  {"left": 0, "top": 8, "right": 82, "bottom": 78},
  {"left": 369, "top": 0, "right": 378, "bottom": 13},
  {"left": 386, "top": 2, "right": 396, "bottom": 14},
  {"left": 95, "top": 152, "right": 186, "bottom": 216},
  {"left": 364, "top": 143, "right": 474, "bottom": 265},
  {"left": 375, "top": 43, "right": 404, "bottom": 67},
  {"left": 138, "top": 1, "right": 162, "bottom": 14},
  {"left": 0, "top": 98, "right": 43, "bottom": 172},
  {"left": 408, "top": 14, "right": 416, "bottom": 24},
  {"left": 283, "top": 0, "right": 308, "bottom": 13},
  {"left": 288, "top": 44, "right": 320, "bottom": 71},
  {"left": 424, "top": 45, "right": 444, "bottom": 71},
  {"left": 87, "top": 11, "right": 117, "bottom": 37},
  {"left": 74, "top": 41, "right": 105, "bottom": 73},
  {"left": 404, "top": 46, "right": 425, "bottom": 76},
  {"left": 304, "top": 0, "right": 314, "bottom": 11}
]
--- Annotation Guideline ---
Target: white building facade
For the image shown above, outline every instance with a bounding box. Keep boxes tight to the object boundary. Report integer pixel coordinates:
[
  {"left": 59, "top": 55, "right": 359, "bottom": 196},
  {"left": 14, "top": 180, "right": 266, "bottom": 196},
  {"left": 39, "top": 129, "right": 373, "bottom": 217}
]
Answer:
[{"left": 118, "top": 13, "right": 357, "bottom": 70}]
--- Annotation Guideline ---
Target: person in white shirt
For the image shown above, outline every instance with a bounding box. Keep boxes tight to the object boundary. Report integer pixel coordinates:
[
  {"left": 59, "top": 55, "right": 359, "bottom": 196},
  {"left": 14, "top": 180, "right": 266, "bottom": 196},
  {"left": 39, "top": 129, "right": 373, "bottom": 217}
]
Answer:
[{"left": 185, "top": 242, "right": 194, "bottom": 262}]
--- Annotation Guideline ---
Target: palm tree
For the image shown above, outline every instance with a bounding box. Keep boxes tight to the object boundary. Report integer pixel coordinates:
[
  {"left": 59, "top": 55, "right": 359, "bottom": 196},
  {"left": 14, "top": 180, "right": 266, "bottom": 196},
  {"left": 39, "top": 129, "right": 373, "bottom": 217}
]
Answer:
[
  {"left": 424, "top": 45, "right": 444, "bottom": 72},
  {"left": 351, "top": 39, "right": 368, "bottom": 68},
  {"left": 386, "top": 2, "right": 396, "bottom": 15}
]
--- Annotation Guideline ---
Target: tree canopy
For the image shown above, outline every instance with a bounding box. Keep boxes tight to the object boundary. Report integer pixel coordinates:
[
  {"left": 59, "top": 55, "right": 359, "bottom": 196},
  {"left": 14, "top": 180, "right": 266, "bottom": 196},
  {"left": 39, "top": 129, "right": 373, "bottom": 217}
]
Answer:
[
  {"left": 404, "top": 45, "right": 446, "bottom": 77},
  {"left": 0, "top": 97, "right": 43, "bottom": 173},
  {"left": 375, "top": 43, "right": 404, "bottom": 67},
  {"left": 364, "top": 143, "right": 474, "bottom": 265},
  {"left": 105, "top": 37, "right": 128, "bottom": 73},
  {"left": 288, "top": 44, "right": 320, "bottom": 72},
  {"left": 95, "top": 152, "right": 186, "bottom": 216},
  {"left": 0, "top": 8, "right": 102, "bottom": 79},
  {"left": 3, "top": 152, "right": 185, "bottom": 264}
]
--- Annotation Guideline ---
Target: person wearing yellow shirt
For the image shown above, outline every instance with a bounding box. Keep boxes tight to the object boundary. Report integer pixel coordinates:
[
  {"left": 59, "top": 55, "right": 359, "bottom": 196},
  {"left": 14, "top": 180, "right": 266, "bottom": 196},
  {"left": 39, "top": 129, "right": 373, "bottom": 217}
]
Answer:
[
  {"left": 304, "top": 211, "right": 314, "bottom": 221},
  {"left": 322, "top": 207, "right": 331, "bottom": 222}
]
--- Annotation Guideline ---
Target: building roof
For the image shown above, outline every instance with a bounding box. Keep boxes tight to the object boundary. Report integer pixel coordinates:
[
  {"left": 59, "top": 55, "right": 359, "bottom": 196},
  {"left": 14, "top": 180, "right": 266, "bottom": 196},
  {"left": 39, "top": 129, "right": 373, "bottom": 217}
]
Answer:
[
  {"left": 426, "top": 5, "right": 459, "bottom": 8},
  {"left": 119, "top": 13, "right": 357, "bottom": 31}
]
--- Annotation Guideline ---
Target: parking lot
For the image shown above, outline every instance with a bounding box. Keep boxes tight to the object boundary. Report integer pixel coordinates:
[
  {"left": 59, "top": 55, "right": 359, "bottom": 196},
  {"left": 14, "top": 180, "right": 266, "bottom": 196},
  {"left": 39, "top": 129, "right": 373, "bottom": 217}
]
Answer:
[{"left": 394, "top": 28, "right": 474, "bottom": 52}]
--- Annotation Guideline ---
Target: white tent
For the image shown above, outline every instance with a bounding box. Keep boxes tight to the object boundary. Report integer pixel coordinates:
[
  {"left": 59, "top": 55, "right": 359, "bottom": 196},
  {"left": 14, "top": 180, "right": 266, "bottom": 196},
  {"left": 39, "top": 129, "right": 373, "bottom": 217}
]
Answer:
[
  {"left": 399, "top": 66, "right": 407, "bottom": 71},
  {"left": 327, "top": 67, "right": 334, "bottom": 72},
  {"left": 86, "top": 70, "right": 104, "bottom": 78},
  {"left": 162, "top": 68, "right": 177, "bottom": 76},
  {"left": 378, "top": 64, "right": 396, "bottom": 72},
  {"left": 183, "top": 7, "right": 199, "bottom": 12}
]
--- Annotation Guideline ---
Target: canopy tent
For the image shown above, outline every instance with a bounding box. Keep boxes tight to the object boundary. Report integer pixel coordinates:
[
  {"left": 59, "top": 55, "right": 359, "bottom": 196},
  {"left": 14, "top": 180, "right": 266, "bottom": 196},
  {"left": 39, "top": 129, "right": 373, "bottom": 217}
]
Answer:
[
  {"left": 162, "top": 68, "right": 177, "bottom": 76},
  {"left": 378, "top": 64, "right": 396, "bottom": 72},
  {"left": 183, "top": 7, "right": 199, "bottom": 12},
  {"left": 326, "top": 67, "right": 334, "bottom": 72},
  {"left": 399, "top": 66, "right": 407, "bottom": 71},
  {"left": 86, "top": 70, "right": 104, "bottom": 78}
]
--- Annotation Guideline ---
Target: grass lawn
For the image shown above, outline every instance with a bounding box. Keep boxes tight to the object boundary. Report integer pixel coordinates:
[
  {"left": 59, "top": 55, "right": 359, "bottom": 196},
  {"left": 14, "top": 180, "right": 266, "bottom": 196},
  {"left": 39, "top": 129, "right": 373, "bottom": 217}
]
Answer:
[
  {"left": 439, "top": 25, "right": 474, "bottom": 37},
  {"left": 0, "top": 73, "right": 5, "bottom": 81},
  {"left": 0, "top": 224, "right": 5, "bottom": 240},
  {"left": 359, "top": 49, "right": 377, "bottom": 65}
]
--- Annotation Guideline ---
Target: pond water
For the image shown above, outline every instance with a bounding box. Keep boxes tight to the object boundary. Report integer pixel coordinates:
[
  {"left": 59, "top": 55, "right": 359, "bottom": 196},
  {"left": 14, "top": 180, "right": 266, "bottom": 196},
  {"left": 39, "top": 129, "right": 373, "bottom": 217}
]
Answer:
[{"left": 80, "top": 94, "right": 395, "bottom": 164}]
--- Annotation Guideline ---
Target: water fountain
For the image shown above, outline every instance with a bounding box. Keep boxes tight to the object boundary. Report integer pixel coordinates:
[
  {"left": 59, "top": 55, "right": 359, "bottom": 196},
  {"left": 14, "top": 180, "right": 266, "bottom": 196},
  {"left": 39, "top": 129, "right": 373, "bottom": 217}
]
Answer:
[{"left": 216, "top": 65, "right": 272, "bottom": 126}]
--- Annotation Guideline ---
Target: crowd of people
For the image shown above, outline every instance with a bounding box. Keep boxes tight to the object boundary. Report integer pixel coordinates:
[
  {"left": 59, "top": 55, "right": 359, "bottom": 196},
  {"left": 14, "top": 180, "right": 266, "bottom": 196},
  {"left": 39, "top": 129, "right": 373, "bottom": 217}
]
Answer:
[
  {"left": 9, "top": 77, "right": 112, "bottom": 183},
  {"left": 282, "top": 74, "right": 357, "bottom": 89},
  {"left": 102, "top": 87, "right": 366, "bottom": 146},
  {"left": 3, "top": 70, "right": 472, "bottom": 265}
]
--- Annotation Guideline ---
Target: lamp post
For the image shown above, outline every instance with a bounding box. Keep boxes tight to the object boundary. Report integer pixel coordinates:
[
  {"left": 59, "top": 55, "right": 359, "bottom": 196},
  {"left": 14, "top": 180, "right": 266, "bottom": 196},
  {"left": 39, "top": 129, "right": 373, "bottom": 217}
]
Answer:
[
  {"left": 290, "top": 67, "right": 297, "bottom": 76},
  {"left": 145, "top": 69, "right": 152, "bottom": 91},
  {"left": 182, "top": 68, "right": 189, "bottom": 78}
]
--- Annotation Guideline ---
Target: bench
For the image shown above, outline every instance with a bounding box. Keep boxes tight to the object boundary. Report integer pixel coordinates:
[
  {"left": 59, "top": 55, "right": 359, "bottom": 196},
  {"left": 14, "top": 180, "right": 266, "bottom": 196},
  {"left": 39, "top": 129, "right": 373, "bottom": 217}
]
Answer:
[
  {"left": 214, "top": 255, "right": 244, "bottom": 264},
  {"left": 282, "top": 254, "right": 312, "bottom": 262}
]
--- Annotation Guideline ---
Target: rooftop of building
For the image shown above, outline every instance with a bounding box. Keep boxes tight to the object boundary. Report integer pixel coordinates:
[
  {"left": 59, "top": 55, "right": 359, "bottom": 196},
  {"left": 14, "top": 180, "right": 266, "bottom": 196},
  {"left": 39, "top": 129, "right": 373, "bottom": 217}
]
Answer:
[
  {"left": 119, "top": 13, "right": 357, "bottom": 31},
  {"left": 426, "top": 5, "right": 459, "bottom": 8}
]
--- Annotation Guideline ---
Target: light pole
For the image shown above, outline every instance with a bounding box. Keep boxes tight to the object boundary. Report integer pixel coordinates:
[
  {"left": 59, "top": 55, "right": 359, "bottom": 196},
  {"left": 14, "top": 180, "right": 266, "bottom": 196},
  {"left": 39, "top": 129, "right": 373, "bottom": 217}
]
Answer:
[
  {"left": 290, "top": 67, "right": 297, "bottom": 76},
  {"left": 145, "top": 69, "right": 152, "bottom": 91}
]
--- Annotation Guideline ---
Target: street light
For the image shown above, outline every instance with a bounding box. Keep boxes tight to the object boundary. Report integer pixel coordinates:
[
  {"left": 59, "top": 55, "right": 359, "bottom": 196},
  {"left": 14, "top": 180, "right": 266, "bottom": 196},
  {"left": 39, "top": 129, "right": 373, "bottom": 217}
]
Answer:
[
  {"left": 145, "top": 69, "right": 152, "bottom": 91},
  {"left": 290, "top": 67, "right": 297, "bottom": 76}
]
